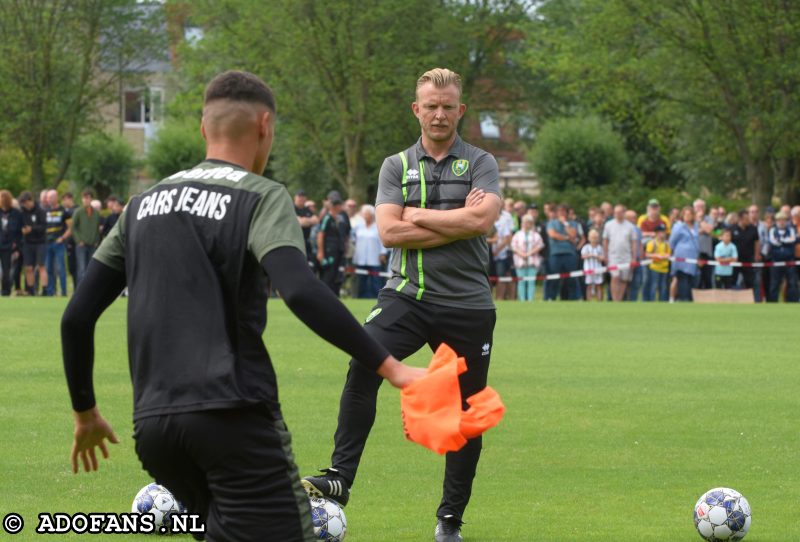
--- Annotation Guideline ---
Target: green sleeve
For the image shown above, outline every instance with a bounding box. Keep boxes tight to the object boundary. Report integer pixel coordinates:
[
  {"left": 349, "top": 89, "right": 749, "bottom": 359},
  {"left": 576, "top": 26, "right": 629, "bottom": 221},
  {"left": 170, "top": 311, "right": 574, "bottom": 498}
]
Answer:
[
  {"left": 248, "top": 186, "right": 306, "bottom": 262},
  {"left": 93, "top": 208, "right": 127, "bottom": 271}
]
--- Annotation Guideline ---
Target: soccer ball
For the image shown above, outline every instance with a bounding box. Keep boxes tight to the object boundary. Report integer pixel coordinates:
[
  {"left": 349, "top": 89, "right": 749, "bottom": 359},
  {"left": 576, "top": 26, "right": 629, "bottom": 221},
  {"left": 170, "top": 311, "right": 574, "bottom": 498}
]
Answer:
[
  {"left": 310, "top": 497, "right": 347, "bottom": 542},
  {"left": 694, "top": 487, "right": 751, "bottom": 541},
  {"left": 131, "top": 483, "right": 184, "bottom": 531}
]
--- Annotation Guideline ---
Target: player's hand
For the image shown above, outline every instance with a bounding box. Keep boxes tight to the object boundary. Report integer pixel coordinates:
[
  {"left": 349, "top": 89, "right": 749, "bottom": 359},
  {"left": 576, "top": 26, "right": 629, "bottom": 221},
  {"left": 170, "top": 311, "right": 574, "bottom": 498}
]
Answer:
[
  {"left": 376, "top": 356, "right": 427, "bottom": 389},
  {"left": 71, "top": 407, "right": 119, "bottom": 473},
  {"left": 465, "top": 188, "right": 485, "bottom": 208}
]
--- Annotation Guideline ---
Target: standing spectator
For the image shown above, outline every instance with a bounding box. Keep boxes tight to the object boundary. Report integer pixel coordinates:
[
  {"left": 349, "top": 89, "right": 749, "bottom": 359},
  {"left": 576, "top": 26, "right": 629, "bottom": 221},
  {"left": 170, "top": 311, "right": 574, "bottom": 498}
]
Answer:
[
  {"left": 758, "top": 208, "right": 774, "bottom": 300},
  {"left": 668, "top": 207, "right": 680, "bottom": 229},
  {"left": 545, "top": 204, "right": 579, "bottom": 300},
  {"left": 60, "top": 192, "right": 78, "bottom": 290},
  {"left": 713, "top": 229, "right": 738, "bottom": 289},
  {"left": 529, "top": 203, "right": 549, "bottom": 293},
  {"left": 44, "top": 189, "right": 70, "bottom": 296},
  {"left": 669, "top": 206, "right": 700, "bottom": 302},
  {"left": 581, "top": 229, "right": 605, "bottom": 301},
  {"left": 492, "top": 207, "right": 513, "bottom": 300},
  {"left": 637, "top": 199, "right": 671, "bottom": 244},
  {"left": 731, "top": 209, "right": 760, "bottom": 299},
  {"left": 603, "top": 204, "right": 637, "bottom": 302},
  {"left": 767, "top": 211, "right": 798, "bottom": 302},
  {"left": 0, "top": 190, "right": 23, "bottom": 296},
  {"left": 294, "top": 189, "right": 319, "bottom": 262},
  {"left": 643, "top": 224, "right": 671, "bottom": 302},
  {"left": 693, "top": 199, "right": 715, "bottom": 289},
  {"left": 19, "top": 191, "right": 48, "bottom": 295},
  {"left": 625, "top": 209, "right": 643, "bottom": 301},
  {"left": 793, "top": 206, "right": 800, "bottom": 264},
  {"left": 351, "top": 205, "right": 387, "bottom": 298},
  {"left": 70, "top": 189, "right": 102, "bottom": 285},
  {"left": 600, "top": 201, "right": 613, "bottom": 222},
  {"left": 102, "top": 196, "right": 124, "bottom": 239},
  {"left": 511, "top": 215, "right": 543, "bottom": 301},
  {"left": 317, "top": 191, "right": 346, "bottom": 295}
]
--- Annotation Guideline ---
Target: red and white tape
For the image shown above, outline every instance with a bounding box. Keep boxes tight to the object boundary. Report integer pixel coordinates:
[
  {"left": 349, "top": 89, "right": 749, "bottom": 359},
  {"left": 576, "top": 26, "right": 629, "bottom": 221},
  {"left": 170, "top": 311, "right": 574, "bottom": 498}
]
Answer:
[{"left": 326, "top": 258, "right": 799, "bottom": 283}]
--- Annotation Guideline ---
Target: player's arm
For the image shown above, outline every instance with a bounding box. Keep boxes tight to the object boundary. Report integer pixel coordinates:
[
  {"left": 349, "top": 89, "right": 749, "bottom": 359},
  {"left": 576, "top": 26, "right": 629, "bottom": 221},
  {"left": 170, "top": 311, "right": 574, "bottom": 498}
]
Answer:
[
  {"left": 401, "top": 189, "right": 501, "bottom": 240},
  {"left": 261, "top": 246, "right": 425, "bottom": 388},
  {"left": 61, "top": 259, "right": 125, "bottom": 473},
  {"left": 376, "top": 203, "right": 454, "bottom": 249}
]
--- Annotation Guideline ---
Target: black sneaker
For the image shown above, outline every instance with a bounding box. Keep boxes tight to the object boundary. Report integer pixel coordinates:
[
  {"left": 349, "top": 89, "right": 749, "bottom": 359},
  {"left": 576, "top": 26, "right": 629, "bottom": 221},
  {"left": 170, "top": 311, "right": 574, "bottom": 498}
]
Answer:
[
  {"left": 301, "top": 468, "right": 350, "bottom": 507},
  {"left": 434, "top": 515, "right": 463, "bottom": 542}
]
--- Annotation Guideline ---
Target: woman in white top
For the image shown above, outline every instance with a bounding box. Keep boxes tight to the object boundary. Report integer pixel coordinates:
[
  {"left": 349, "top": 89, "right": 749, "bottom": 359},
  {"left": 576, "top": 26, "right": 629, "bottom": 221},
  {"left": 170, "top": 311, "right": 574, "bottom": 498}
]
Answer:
[
  {"left": 351, "top": 204, "right": 387, "bottom": 298},
  {"left": 511, "top": 215, "right": 544, "bottom": 301}
]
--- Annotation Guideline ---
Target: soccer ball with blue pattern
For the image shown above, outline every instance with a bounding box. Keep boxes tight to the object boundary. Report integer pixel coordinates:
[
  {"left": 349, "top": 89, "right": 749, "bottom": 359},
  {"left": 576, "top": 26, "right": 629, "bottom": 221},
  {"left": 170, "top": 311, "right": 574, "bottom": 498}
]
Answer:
[
  {"left": 694, "top": 487, "right": 751, "bottom": 541},
  {"left": 131, "top": 483, "right": 184, "bottom": 532},
  {"left": 310, "top": 497, "right": 347, "bottom": 541}
]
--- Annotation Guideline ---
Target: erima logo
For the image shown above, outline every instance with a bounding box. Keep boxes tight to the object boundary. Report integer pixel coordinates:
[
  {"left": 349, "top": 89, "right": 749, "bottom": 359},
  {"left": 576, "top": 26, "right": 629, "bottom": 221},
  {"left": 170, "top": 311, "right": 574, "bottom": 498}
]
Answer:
[
  {"left": 406, "top": 169, "right": 419, "bottom": 181},
  {"left": 482, "top": 343, "right": 491, "bottom": 356}
]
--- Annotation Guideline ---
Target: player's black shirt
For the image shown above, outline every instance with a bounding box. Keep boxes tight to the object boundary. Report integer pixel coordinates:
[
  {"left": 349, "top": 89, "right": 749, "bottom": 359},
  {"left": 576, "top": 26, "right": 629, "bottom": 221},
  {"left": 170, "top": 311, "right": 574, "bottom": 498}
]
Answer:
[{"left": 94, "top": 160, "right": 306, "bottom": 419}]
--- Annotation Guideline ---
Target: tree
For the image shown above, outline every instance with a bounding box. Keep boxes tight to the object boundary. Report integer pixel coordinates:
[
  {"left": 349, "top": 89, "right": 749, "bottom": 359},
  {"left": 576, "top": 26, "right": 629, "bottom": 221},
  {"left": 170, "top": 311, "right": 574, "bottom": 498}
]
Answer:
[
  {"left": 0, "top": 0, "right": 167, "bottom": 191},
  {"left": 69, "top": 132, "right": 137, "bottom": 200},
  {"left": 169, "top": 0, "right": 537, "bottom": 202},
  {"left": 527, "top": 0, "right": 800, "bottom": 206}
]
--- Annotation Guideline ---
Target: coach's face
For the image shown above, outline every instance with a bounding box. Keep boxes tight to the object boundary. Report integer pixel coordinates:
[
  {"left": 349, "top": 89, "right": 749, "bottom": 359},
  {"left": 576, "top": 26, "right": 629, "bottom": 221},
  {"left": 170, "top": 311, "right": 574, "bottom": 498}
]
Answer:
[{"left": 413, "top": 82, "right": 465, "bottom": 143}]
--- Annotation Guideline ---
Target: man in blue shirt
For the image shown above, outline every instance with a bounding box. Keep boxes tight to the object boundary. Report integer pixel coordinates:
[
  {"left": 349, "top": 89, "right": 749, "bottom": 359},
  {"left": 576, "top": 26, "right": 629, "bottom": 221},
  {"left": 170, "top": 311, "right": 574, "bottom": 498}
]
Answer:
[{"left": 545, "top": 204, "right": 580, "bottom": 300}]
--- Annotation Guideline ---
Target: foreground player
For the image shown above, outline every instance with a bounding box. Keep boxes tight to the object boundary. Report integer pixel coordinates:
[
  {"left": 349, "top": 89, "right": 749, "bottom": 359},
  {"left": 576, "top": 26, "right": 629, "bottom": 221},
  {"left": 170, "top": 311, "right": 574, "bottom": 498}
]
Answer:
[
  {"left": 302, "top": 68, "right": 502, "bottom": 542},
  {"left": 61, "top": 71, "right": 423, "bottom": 542}
]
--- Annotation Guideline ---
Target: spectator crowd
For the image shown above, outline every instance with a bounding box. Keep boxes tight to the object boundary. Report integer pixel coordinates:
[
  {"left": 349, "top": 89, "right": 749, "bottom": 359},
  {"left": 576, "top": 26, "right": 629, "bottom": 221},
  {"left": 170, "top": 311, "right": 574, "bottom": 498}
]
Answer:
[
  {"left": 1, "top": 188, "right": 123, "bottom": 297},
  {"left": 485, "top": 197, "right": 800, "bottom": 303},
  {"left": 2, "top": 185, "right": 798, "bottom": 303}
]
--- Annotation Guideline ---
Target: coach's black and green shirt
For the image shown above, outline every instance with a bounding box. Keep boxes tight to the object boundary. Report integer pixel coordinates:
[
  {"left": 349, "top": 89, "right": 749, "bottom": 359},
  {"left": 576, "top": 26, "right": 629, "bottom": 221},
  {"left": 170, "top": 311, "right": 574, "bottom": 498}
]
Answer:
[
  {"left": 376, "top": 136, "right": 501, "bottom": 309},
  {"left": 93, "top": 160, "right": 306, "bottom": 420}
]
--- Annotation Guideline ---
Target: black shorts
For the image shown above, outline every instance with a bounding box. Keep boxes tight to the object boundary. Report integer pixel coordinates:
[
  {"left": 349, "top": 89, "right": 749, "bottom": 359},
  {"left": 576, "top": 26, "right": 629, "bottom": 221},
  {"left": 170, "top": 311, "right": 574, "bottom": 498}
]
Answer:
[
  {"left": 134, "top": 405, "right": 314, "bottom": 542},
  {"left": 23, "top": 243, "right": 45, "bottom": 267}
]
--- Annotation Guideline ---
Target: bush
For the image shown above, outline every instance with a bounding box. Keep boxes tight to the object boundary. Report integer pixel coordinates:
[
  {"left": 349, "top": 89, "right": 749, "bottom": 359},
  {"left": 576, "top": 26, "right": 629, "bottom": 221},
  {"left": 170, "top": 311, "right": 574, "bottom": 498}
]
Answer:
[
  {"left": 70, "top": 132, "right": 137, "bottom": 200},
  {"left": 146, "top": 119, "right": 205, "bottom": 180},
  {"left": 529, "top": 115, "right": 629, "bottom": 192}
]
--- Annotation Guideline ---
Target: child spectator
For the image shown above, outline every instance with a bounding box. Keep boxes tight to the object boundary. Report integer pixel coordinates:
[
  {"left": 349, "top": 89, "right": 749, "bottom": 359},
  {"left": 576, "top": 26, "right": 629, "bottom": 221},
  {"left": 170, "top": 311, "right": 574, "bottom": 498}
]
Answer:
[
  {"left": 511, "top": 215, "right": 543, "bottom": 301},
  {"left": 713, "top": 228, "right": 738, "bottom": 289},
  {"left": 643, "top": 224, "right": 671, "bottom": 301},
  {"left": 581, "top": 229, "right": 605, "bottom": 301}
]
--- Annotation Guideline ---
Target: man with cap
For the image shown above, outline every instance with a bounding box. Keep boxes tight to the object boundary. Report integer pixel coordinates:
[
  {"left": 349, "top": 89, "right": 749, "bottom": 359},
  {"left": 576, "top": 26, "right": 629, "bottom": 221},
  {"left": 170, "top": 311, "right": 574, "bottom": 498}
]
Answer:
[
  {"left": 767, "top": 211, "right": 798, "bottom": 302},
  {"left": 637, "top": 198, "right": 671, "bottom": 245},
  {"left": 317, "top": 190, "right": 346, "bottom": 295}
]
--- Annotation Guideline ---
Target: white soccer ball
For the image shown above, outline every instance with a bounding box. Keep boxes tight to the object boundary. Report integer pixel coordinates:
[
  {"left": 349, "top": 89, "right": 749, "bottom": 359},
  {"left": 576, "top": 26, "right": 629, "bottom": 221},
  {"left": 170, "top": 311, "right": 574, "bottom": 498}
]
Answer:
[
  {"left": 131, "top": 483, "right": 183, "bottom": 531},
  {"left": 310, "top": 497, "right": 347, "bottom": 542},
  {"left": 694, "top": 487, "right": 751, "bottom": 541}
]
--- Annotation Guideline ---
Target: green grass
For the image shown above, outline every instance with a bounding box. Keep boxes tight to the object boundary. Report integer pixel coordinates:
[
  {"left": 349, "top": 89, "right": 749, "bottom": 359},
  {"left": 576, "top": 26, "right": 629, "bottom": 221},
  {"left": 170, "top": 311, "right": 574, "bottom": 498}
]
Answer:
[{"left": 1, "top": 298, "right": 798, "bottom": 541}]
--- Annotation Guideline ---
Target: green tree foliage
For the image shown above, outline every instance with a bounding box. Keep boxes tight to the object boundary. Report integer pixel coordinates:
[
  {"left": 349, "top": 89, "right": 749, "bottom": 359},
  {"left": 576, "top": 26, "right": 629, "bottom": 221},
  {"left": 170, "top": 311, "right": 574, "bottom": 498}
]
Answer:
[
  {"left": 0, "top": 147, "right": 37, "bottom": 197},
  {"left": 0, "top": 0, "right": 167, "bottom": 190},
  {"left": 169, "top": 0, "right": 536, "bottom": 202},
  {"left": 528, "top": 0, "right": 800, "bottom": 206},
  {"left": 530, "top": 115, "right": 628, "bottom": 192},
  {"left": 69, "top": 132, "right": 137, "bottom": 200},
  {"left": 146, "top": 120, "right": 206, "bottom": 181}
]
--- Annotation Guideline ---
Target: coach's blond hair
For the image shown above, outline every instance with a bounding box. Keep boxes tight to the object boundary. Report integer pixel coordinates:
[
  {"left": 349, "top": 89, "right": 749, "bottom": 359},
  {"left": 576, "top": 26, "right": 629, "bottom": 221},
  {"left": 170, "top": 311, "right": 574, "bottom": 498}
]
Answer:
[{"left": 416, "top": 68, "right": 462, "bottom": 98}]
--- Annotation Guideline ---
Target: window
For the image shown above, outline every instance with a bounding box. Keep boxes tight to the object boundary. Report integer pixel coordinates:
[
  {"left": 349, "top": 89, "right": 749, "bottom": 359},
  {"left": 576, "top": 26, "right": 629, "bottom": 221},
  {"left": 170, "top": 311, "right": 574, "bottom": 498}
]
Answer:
[
  {"left": 124, "top": 87, "right": 164, "bottom": 126},
  {"left": 480, "top": 114, "right": 500, "bottom": 139}
]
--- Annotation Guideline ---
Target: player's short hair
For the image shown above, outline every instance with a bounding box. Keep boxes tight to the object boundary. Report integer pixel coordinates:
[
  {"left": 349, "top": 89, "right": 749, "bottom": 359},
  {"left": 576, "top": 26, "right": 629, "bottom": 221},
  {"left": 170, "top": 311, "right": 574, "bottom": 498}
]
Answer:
[
  {"left": 416, "top": 68, "right": 462, "bottom": 98},
  {"left": 204, "top": 70, "right": 276, "bottom": 112}
]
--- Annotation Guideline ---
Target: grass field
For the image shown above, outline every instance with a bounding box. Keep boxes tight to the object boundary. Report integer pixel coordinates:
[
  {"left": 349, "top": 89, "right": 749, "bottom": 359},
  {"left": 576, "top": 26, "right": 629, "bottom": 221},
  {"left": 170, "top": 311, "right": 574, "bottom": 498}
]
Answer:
[{"left": 1, "top": 298, "right": 798, "bottom": 541}]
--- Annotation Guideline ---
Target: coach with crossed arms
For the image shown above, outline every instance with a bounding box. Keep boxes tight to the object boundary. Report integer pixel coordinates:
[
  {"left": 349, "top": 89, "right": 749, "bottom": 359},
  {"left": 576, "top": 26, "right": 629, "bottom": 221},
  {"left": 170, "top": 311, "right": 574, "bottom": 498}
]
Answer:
[
  {"left": 61, "top": 70, "right": 425, "bottom": 542},
  {"left": 302, "top": 68, "right": 502, "bottom": 542}
]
